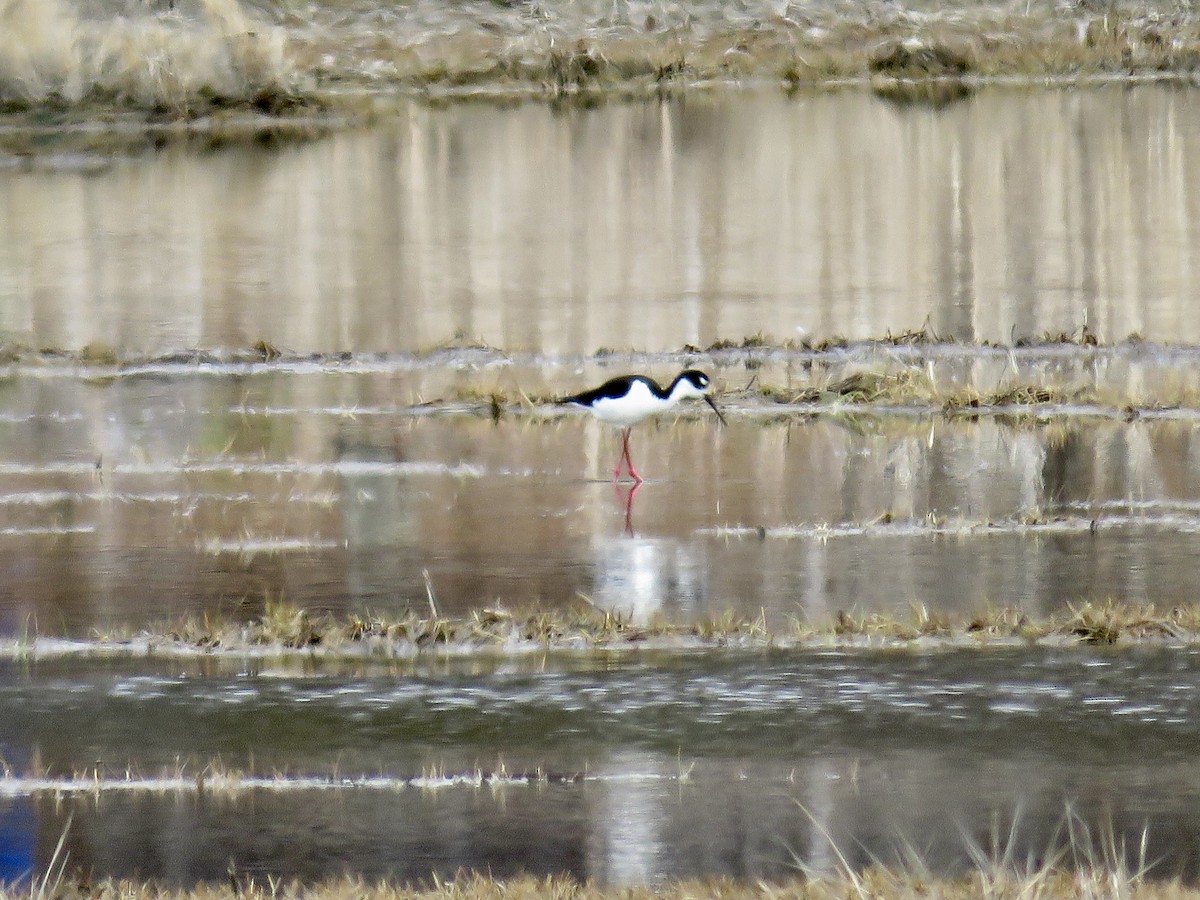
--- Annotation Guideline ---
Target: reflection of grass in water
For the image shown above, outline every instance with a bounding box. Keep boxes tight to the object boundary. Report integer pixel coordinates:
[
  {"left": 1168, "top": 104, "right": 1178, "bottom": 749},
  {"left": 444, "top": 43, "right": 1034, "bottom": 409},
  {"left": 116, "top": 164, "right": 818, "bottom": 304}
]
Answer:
[{"left": 0, "top": 0, "right": 303, "bottom": 114}]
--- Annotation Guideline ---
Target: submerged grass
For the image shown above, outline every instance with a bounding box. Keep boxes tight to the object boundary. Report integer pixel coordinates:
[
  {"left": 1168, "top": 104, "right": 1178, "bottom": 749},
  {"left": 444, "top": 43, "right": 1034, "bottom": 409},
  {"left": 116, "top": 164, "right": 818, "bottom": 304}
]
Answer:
[{"left": 7, "top": 334, "right": 1200, "bottom": 423}]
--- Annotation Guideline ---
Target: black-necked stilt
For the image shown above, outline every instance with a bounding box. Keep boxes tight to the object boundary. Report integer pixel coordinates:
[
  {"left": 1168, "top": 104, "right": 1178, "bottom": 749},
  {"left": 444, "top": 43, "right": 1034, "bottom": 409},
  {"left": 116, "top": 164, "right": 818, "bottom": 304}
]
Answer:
[{"left": 559, "top": 370, "right": 725, "bottom": 483}]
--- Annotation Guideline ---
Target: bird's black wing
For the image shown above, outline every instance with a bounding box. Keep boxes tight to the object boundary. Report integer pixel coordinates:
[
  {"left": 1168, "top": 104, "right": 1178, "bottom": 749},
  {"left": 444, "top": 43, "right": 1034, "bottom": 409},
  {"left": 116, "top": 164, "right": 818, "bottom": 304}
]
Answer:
[{"left": 558, "top": 376, "right": 647, "bottom": 406}]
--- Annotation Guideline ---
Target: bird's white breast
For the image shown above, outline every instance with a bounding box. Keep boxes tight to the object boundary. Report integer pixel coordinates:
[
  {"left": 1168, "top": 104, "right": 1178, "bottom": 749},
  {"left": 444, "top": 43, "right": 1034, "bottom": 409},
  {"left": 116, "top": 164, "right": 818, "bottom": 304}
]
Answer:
[{"left": 589, "top": 380, "right": 675, "bottom": 426}]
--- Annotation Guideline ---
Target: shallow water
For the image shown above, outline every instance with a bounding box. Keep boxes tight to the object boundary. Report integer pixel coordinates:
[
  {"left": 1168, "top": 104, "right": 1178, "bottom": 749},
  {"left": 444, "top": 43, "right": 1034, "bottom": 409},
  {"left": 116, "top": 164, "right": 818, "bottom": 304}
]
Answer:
[
  {"left": 4, "top": 82, "right": 1200, "bottom": 888},
  {"left": 3, "top": 365, "right": 1200, "bottom": 634},
  {"left": 4, "top": 649, "right": 1200, "bottom": 884},
  {"left": 3, "top": 85, "right": 1200, "bottom": 353}
]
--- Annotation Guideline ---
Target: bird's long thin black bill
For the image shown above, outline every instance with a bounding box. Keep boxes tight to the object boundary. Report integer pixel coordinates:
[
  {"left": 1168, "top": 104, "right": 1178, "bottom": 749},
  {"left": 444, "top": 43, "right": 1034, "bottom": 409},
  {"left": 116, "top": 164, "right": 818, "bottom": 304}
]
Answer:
[{"left": 705, "top": 394, "right": 728, "bottom": 426}]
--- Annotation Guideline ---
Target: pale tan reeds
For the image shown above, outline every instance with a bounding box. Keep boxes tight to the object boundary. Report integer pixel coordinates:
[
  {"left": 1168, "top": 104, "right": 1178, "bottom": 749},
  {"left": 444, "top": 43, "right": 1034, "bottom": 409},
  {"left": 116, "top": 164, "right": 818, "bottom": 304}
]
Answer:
[
  {"left": 0, "top": 0, "right": 303, "bottom": 112},
  {"left": 68, "top": 599, "right": 1200, "bottom": 658}
]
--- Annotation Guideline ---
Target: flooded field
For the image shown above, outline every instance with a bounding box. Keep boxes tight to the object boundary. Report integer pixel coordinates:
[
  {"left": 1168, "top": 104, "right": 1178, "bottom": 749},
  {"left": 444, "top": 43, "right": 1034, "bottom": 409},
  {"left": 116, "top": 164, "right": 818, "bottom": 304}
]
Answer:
[
  {"left": 4, "top": 86, "right": 1200, "bottom": 353},
  {"left": 4, "top": 355, "right": 1200, "bottom": 636},
  {"left": 6, "top": 649, "right": 1200, "bottom": 885},
  {"left": 3, "top": 82, "right": 1200, "bottom": 890}
]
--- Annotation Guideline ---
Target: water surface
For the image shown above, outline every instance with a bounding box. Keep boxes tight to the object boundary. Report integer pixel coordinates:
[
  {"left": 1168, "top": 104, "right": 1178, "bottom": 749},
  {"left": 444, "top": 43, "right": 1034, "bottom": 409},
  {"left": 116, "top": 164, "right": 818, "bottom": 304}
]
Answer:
[
  {"left": 3, "top": 365, "right": 1200, "bottom": 634},
  {"left": 2, "top": 649, "right": 1200, "bottom": 884},
  {"left": 3, "top": 85, "right": 1200, "bottom": 353},
  {"left": 4, "top": 81, "right": 1200, "bottom": 888}
]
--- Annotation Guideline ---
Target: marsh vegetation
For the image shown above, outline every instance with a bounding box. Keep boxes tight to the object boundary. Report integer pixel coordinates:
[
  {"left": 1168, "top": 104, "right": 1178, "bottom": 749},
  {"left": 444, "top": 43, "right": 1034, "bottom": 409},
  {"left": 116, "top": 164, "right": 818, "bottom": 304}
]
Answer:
[
  {"left": 5, "top": 0, "right": 1200, "bottom": 130},
  {"left": 4, "top": 3, "right": 1200, "bottom": 891},
  {"left": 17, "top": 867, "right": 1200, "bottom": 900},
  {"left": 8, "top": 598, "right": 1199, "bottom": 660}
]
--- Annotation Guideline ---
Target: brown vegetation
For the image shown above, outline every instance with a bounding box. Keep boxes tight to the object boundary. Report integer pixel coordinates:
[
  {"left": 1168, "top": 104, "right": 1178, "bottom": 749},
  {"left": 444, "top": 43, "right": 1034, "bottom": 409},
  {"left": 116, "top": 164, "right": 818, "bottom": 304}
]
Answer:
[
  {"left": 0, "top": 0, "right": 304, "bottom": 115},
  {"left": 12, "top": 866, "right": 1200, "bottom": 900},
  {"left": 5, "top": 0, "right": 1200, "bottom": 121},
  {"left": 50, "top": 599, "right": 1200, "bottom": 659}
]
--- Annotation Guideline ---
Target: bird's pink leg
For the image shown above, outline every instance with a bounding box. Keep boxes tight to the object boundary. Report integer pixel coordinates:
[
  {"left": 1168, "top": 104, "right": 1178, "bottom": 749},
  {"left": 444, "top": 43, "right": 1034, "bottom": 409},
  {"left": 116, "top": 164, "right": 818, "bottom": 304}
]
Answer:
[
  {"left": 612, "top": 427, "right": 629, "bottom": 482},
  {"left": 622, "top": 428, "right": 643, "bottom": 484},
  {"left": 620, "top": 478, "right": 642, "bottom": 534}
]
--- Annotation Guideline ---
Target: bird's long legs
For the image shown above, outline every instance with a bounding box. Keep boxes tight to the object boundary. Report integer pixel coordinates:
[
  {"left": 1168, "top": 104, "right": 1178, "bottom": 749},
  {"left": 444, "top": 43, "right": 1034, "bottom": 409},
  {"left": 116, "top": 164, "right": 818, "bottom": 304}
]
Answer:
[{"left": 612, "top": 427, "right": 644, "bottom": 484}]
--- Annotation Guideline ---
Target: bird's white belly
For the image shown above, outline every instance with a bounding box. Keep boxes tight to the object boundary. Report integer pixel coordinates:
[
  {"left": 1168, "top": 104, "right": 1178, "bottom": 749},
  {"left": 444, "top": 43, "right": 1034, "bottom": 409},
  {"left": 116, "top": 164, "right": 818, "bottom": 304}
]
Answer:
[{"left": 589, "top": 382, "right": 672, "bottom": 426}]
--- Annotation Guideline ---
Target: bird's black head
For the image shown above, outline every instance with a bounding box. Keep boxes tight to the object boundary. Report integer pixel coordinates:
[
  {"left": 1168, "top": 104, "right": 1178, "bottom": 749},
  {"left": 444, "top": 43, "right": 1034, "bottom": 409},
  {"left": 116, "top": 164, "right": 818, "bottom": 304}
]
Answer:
[
  {"left": 673, "top": 370, "right": 726, "bottom": 425},
  {"left": 677, "top": 370, "right": 711, "bottom": 392}
]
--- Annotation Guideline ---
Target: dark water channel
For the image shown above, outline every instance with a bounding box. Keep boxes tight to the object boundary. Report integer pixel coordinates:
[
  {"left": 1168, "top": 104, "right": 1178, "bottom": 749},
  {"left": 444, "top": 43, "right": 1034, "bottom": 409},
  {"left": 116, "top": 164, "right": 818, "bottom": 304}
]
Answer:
[{"left": 5, "top": 648, "right": 1200, "bottom": 885}]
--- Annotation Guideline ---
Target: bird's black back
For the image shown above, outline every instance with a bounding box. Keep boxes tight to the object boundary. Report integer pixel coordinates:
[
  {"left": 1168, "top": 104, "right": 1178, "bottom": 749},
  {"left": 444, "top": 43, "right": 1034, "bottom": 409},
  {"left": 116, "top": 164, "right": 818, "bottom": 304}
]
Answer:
[{"left": 559, "top": 375, "right": 666, "bottom": 406}]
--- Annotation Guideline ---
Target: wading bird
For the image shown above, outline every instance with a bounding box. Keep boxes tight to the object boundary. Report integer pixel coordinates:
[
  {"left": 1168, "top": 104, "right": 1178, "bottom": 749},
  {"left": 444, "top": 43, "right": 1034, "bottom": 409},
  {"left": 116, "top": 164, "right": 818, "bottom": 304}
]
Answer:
[{"left": 559, "top": 370, "right": 726, "bottom": 483}]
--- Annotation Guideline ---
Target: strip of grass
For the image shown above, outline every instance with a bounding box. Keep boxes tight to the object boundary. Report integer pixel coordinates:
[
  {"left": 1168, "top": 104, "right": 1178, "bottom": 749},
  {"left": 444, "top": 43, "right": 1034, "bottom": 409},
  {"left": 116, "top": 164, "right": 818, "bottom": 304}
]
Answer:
[
  {"left": 8, "top": 867, "right": 1200, "bottom": 900},
  {"left": 3, "top": 334, "right": 1197, "bottom": 423},
  {"left": 0, "top": 328, "right": 1156, "bottom": 368},
  {"left": 35, "top": 599, "right": 1199, "bottom": 661}
]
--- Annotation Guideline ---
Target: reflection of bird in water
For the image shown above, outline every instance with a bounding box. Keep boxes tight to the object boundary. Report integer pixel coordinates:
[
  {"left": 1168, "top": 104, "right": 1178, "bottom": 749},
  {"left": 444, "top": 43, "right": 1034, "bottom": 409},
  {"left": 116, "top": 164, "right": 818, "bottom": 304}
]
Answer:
[{"left": 559, "top": 370, "right": 725, "bottom": 483}]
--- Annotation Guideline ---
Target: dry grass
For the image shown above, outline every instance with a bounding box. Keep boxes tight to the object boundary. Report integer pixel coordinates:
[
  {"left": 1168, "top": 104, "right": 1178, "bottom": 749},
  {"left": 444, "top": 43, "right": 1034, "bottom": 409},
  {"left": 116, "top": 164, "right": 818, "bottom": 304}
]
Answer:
[
  {"left": 148, "top": 598, "right": 777, "bottom": 652},
  {"left": 759, "top": 368, "right": 1079, "bottom": 411},
  {"left": 774, "top": 370, "right": 925, "bottom": 405},
  {"left": 5, "top": 335, "right": 1200, "bottom": 422},
  {"left": 0, "top": 795, "right": 1187, "bottom": 899},
  {"left": 0, "top": 0, "right": 305, "bottom": 115},
  {"left": 1061, "top": 599, "right": 1200, "bottom": 644},
  {"left": 290, "top": 0, "right": 1200, "bottom": 96},
  {"left": 65, "top": 599, "right": 1200, "bottom": 658},
  {"left": 4, "top": 0, "right": 1200, "bottom": 118},
  {"left": 9, "top": 866, "right": 1200, "bottom": 900}
]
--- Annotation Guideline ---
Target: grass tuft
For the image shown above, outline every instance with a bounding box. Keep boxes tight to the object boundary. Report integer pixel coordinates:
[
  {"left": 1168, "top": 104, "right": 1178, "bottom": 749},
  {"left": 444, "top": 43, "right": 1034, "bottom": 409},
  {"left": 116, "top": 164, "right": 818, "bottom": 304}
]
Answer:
[
  {"left": 0, "top": 0, "right": 306, "bottom": 115},
  {"left": 1062, "top": 599, "right": 1184, "bottom": 644},
  {"left": 774, "top": 370, "right": 922, "bottom": 405},
  {"left": 868, "top": 40, "right": 974, "bottom": 78}
]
